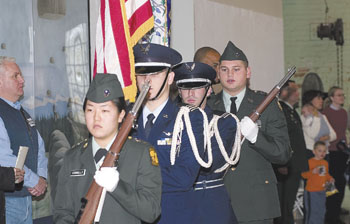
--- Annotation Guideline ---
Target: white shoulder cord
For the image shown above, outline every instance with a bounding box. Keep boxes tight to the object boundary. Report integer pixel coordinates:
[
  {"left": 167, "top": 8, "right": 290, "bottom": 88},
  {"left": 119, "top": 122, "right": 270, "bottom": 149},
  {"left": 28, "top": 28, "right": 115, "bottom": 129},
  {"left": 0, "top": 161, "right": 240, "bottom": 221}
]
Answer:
[
  {"left": 212, "top": 113, "right": 242, "bottom": 173},
  {"left": 170, "top": 106, "right": 213, "bottom": 168}
]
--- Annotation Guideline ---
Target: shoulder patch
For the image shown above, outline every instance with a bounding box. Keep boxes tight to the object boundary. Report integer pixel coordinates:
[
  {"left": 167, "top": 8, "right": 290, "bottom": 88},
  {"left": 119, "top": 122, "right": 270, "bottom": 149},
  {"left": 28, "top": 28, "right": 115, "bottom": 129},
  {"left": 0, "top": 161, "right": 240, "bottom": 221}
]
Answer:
[
  {"left": 277, "top": 101, "right": 283, "bottom": 111},
  {"left": 71, "top": 139, "right": 88, "bottom": 150},
  {"left": 149, "top": 147, "right": 159, "bottom": 166}
]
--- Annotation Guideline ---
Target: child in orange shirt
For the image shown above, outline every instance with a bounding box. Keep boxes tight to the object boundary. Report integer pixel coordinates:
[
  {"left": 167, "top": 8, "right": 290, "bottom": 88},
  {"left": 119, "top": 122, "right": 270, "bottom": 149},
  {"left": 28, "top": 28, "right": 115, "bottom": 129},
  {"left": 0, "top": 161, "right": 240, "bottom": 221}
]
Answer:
[{"left": 302, "top": 141, "right": 335, "bottom": 224}]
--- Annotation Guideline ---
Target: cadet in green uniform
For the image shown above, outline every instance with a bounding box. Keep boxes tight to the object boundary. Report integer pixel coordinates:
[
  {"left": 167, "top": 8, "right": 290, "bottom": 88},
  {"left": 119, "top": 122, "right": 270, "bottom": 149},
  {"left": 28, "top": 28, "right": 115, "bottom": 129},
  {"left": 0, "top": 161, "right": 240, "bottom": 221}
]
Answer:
[
  {"left": 53, "top": 73, "right": 162, "bottom": 224},
  {"left": 207, "top": 41, "right": 291, "bottom": 224}
]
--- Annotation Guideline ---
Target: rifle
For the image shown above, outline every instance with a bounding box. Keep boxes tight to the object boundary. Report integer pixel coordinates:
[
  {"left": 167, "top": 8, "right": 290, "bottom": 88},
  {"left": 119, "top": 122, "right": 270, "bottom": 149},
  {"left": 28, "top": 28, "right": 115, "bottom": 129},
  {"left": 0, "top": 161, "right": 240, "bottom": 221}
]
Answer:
[
  {"left": 75, "top": 81, "right": 150, "bottom": 224},
  {"left": 248, "top": 66, "right": 296, "bottom": 122}
]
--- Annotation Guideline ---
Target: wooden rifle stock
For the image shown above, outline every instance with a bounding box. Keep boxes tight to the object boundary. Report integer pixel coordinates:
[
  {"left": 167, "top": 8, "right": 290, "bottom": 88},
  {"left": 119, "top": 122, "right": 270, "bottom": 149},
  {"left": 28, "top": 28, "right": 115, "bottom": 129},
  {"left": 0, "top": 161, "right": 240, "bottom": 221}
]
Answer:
[
  {"left": 248, "top": 66, "right": 296, "bottom": 122},
  {"left": 76, "top": 81, "right": 150, "bottom": 224}
]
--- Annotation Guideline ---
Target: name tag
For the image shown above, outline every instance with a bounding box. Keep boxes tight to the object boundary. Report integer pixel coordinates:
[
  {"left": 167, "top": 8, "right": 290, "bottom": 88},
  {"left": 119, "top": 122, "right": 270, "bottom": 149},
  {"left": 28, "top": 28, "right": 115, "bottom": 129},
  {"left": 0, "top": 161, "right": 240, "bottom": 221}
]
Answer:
[
  {"left": 70, "top": 169, "right": 86, "bottom": 177},
  {"left": 157, "top": 138, "right": 172, "bottom": 146},
  {"left": 27, "top": 118, "right": 35, "bottom": 127}
]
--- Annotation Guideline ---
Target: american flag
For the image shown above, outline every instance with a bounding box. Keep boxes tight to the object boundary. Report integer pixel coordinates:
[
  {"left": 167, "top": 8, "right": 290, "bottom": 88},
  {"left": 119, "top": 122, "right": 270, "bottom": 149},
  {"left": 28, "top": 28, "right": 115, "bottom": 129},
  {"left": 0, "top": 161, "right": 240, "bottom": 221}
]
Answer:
[{"left": 94, "top": 0, "right": 154, "bottom": 101}]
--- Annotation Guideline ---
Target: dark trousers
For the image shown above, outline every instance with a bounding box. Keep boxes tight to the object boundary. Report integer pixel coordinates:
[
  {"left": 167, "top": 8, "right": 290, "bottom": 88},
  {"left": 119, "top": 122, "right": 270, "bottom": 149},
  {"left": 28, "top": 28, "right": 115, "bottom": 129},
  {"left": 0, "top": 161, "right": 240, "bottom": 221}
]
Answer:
[
  {"left": 274, "top": 171, "right": 302, "bottom": 224},
  {"left": 325, "top": 150, "right": 349, "bottom": 222}
]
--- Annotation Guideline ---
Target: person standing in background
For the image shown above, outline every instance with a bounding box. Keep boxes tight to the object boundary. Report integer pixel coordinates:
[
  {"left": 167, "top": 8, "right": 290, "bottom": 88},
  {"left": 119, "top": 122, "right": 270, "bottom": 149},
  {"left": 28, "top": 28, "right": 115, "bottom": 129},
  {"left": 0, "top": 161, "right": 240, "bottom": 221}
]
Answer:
[
  {"left": 0, "top": 56, "right": 48, "bottom": 224},
  {"left": 323, "top": 86, "right": 349, "bottom": 224},
  {"left": 301, "top": 90, "right": 336, "bottom": 159},
  {"left": 193, "top": 47, "right": 222, "bottom": 94},
  {"left": 302, "top": 141, "right": 335, "bottom": 224},
  {"left": 274, "top": 80, "right": 308, "bottom": 224},
  {"left": 1, "top": 167, "right": 25, "bottom": 224}
]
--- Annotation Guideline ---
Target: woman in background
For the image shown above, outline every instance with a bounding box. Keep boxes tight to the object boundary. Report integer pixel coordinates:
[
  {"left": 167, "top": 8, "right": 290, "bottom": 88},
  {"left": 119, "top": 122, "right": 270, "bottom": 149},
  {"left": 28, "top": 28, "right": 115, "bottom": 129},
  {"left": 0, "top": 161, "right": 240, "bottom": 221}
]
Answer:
[{"left": 301, "top": 90, "right": 336, "bottom": 159}]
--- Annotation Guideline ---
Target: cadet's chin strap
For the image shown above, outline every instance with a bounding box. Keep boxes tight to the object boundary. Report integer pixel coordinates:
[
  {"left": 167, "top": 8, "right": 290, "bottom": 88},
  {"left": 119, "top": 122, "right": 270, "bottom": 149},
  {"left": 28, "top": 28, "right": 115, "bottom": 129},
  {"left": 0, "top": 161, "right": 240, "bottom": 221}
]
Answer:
[
  {"left": 170, "top": 106, "right": 213, "bottom": 168},
  {"left": 149, "top": 68, "right": 170, "bottom": 101},
  {"left": 210, "top": 113, "right": 242, "bottom": 173},
  {"left": 198, "top": 85, "right": 210, "bottom": 108}
]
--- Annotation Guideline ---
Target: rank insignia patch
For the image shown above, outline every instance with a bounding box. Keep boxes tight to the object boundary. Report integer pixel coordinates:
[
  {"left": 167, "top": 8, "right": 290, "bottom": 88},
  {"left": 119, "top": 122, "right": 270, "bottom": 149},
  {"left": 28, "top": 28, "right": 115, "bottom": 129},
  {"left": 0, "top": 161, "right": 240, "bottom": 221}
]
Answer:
[{"left": 149, "top": 147, "right": 159, "bottom": 166}]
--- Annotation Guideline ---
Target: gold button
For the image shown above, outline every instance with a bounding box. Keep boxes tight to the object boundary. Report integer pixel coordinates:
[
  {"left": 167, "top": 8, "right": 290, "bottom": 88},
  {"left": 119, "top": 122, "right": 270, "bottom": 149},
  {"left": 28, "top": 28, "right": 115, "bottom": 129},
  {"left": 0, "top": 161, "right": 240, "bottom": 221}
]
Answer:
[
  {"left": 265, "top": 180, "right": 269, "bottom": 184},
  {"left": 128, "top": 136, "right": 132, "bottom": 139},
  {"left": 231, "top": 167, "right": 236, "bottom": 171}
]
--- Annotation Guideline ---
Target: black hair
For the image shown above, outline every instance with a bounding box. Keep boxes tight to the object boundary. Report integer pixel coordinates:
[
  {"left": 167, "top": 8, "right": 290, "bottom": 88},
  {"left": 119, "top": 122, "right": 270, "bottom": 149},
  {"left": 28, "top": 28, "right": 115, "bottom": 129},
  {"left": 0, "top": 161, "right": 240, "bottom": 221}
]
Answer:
[
  {"left": 83, "top": 96, "right": 126, "bottom": 112},
  {"left": 302, "top": 90, "right": 324, "bottom": 106}
]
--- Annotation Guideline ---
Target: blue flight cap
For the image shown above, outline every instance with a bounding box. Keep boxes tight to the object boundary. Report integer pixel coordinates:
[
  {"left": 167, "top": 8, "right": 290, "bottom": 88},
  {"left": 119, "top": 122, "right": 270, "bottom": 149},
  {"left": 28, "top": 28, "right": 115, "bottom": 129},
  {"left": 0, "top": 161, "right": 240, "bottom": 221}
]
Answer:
[
  {"left": 133, "top": 43, "right": 182, "bottom": 74},
  {"left": 173, "top": 62, "right": 216, "bottom": 89}
]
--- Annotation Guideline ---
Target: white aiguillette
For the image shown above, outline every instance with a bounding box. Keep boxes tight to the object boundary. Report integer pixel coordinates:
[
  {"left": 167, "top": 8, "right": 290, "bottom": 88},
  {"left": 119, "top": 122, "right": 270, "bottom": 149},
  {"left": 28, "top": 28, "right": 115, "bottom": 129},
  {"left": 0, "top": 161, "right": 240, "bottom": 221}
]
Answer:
[{"left": 15, "top": 146, "right": 28, "bottom": 183}]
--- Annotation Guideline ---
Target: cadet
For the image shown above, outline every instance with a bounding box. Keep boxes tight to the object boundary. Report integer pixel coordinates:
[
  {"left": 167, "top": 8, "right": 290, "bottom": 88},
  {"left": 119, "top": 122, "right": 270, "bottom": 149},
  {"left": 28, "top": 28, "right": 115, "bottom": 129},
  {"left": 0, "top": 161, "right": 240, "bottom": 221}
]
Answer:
[
  {"left": 173, "top": 61, "right": 239, "bottom": 223},
  {"left": 53, "top": 74, "right": 162, "bottom": 224},
  {"left": 133, "top": 43, "right": 207, "bottom": 223},
  {"left": 207, "top": 41, "right": 291, "bottom": 224}
]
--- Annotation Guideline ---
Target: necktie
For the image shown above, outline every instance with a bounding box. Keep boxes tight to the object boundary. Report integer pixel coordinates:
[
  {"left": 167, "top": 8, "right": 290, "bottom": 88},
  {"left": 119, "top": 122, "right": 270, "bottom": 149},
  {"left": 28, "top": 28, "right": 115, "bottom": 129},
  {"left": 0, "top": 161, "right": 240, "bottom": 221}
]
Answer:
[
  {"left": 94, "top": 148, "right": 107, "bottom": 164},
  {"left": 230, "top": 97, "right": 237, "bottom": 114},
  {"left": 144, "top": 113, "right": 155, "bottom": 139}
]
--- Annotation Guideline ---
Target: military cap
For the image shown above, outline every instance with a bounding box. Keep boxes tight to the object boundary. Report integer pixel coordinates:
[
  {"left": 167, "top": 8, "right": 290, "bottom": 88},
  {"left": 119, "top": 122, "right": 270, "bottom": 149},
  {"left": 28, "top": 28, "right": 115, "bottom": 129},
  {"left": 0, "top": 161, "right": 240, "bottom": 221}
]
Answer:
[
  {"left": 133, "top": 43, "right": 182, "bottom": 74},
  {"left": 173, "top": 62, "right": 216, "bottom": 89},
  {"left": 85, "top": 73, "right": 124, "bottom": 103},
  {"left": 220, "top": 41, "right": 248, "bottom": 64}
]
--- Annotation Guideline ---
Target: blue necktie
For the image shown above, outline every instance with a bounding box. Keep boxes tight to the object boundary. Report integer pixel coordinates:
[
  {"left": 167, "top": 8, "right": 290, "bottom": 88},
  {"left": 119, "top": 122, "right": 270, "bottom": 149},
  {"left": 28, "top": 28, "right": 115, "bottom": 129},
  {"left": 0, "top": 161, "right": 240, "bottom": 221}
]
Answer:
[{"left": 144, "top": 113, "right": 155, "bottom": 139}]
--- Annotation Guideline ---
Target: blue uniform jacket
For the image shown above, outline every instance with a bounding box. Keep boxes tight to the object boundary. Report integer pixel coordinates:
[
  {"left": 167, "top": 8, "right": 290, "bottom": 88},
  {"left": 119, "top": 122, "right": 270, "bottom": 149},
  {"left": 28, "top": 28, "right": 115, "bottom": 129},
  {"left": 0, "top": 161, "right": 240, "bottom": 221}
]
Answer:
[
  {"left": 189, "top": 106, "right": 238, "bottom": 224},
  {"left": 134, "top": 100, "right": 206, "bottom": 224}
]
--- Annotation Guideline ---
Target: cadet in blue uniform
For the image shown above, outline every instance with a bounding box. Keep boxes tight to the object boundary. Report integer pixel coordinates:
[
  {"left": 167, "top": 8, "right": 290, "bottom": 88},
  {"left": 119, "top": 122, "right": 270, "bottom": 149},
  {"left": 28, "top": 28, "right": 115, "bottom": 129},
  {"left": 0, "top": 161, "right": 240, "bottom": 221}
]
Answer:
[
  {"left": 173, "top": 61, "right": 240, "bottom": 224},
  {"left": 133, "top": 43, "right": 207, "bottom": 223}
]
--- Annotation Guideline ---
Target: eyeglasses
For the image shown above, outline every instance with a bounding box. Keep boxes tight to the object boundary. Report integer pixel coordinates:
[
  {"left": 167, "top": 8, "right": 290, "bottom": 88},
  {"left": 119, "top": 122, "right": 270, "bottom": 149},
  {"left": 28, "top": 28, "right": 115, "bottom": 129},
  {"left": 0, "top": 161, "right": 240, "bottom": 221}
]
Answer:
[{"left": 334, "top": 94, "right": 345, "bottom": 97}]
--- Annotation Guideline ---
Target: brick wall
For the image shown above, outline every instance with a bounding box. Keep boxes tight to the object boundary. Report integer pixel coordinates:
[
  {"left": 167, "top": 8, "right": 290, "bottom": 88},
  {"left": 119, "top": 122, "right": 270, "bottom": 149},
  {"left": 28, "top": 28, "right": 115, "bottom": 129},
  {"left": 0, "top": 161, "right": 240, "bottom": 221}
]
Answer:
[{"left": 283, "top": 0, "right": 350, "bottom": 108}]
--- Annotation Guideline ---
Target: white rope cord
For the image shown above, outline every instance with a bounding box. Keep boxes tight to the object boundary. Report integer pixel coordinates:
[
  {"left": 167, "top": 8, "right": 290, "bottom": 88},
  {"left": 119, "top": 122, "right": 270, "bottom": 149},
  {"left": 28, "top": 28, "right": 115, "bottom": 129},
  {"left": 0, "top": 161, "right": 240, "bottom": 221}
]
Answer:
[
  {"left": 212, "top": 113, "right": 242, "bottom": 173},
  {"left": 170, "top": 106, "right": 213, "bottom": 168}
]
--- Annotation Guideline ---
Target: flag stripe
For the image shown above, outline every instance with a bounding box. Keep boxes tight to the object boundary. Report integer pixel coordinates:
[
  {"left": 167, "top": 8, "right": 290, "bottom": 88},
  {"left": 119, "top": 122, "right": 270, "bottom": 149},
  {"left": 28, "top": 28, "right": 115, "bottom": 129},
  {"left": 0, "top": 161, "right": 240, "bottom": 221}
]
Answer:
[
  {"left": 128, "top": 2, "right": 154, "bottom": 39},
  {"left": 94, "top": 0, "right": 154, "bottom": 101}
]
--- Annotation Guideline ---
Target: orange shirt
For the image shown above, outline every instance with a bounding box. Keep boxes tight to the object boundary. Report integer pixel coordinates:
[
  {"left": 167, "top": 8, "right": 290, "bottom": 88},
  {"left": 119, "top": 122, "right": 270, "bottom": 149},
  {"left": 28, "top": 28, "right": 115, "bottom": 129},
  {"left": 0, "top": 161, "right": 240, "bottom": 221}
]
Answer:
[{"left": 301, "top": 158, "right": 333, "bottom": 192}]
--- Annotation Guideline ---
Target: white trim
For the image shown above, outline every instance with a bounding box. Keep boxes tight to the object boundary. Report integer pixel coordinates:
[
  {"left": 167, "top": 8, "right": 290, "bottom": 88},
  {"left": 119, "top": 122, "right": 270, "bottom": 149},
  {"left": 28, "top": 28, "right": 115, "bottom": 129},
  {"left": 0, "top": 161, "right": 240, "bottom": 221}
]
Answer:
[{"left": 135, "top": 62, "right": 172, "bottom": 67}]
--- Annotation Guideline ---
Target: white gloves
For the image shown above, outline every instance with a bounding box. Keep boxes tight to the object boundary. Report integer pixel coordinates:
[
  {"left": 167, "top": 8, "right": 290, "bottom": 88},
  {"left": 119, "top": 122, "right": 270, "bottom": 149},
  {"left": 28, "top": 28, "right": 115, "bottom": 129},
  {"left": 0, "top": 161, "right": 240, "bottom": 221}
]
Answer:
[
  {"left": 94, "top": 167, "right": 119, "bottom": 192},
  {"left": 240, "top": 116, "right": 259, "bottom": 143}
]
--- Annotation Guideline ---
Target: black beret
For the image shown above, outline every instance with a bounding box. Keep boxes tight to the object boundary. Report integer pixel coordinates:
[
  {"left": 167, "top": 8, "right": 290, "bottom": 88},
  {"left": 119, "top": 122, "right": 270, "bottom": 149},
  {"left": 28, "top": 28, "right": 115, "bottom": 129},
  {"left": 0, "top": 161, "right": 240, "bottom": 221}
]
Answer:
[{"left": 173, "top": 62, "right": 216, "bottom": 89}]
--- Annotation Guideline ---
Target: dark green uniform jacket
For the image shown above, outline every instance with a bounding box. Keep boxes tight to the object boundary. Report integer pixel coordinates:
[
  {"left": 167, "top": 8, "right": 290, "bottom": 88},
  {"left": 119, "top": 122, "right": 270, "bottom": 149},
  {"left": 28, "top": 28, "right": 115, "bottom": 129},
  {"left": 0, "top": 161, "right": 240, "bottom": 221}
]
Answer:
[
  {"left": 207, "top": 88, "right": 291, "bottom": 222},
  {"left": 53, "top": 137, "right": 162, "bottom": 224}
]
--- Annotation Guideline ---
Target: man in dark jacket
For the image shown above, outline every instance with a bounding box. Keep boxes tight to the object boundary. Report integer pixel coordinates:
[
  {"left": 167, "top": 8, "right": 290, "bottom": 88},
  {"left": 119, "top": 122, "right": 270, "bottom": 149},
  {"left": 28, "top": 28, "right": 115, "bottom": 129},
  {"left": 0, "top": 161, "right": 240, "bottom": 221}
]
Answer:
[{"left": 274, "top": 80, "right": 308, "bottom": 224}]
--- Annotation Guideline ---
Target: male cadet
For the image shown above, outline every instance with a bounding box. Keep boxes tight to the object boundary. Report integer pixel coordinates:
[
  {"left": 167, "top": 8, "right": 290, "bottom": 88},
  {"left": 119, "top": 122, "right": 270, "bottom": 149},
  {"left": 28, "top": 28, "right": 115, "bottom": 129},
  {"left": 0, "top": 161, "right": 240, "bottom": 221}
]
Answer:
[
  {"left": 173, "top": 61, "right": 239, "bottom": 224},
  {"left": 54, "top": 74, "right": 162, "bottom": 224},
  {"left": 133, "top": 43, "right": 207, "bottom": 224},
  {"left": 274, "top": 80, "right": 308, "bottom": 224},
  {"left": 193, "top": 47, "right": 222, "bottom": 94},
  {"left": 207, "top": 41, "right": 291, "bottom": 224}
]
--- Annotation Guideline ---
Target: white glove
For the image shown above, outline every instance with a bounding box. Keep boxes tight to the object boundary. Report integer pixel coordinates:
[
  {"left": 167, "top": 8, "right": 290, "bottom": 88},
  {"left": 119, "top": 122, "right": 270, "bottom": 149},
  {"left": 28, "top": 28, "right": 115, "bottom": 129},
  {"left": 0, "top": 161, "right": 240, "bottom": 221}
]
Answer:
[
  {"left": 94, "top": 167, "right": 119, "bottom": 192},
  {"left": 240, "top": 116, "right": 258, "bottom": 143}
]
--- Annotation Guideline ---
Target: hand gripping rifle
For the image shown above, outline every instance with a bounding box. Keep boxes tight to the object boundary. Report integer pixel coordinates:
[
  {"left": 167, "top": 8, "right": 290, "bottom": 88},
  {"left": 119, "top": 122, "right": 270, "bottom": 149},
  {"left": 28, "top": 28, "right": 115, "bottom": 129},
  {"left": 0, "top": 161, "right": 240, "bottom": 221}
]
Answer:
[
  {"left": 75, "top": 81, "right": 150, "bottom": 224},
  {"left": 248, "top": 66, "right": 296, "bottom": 122}
]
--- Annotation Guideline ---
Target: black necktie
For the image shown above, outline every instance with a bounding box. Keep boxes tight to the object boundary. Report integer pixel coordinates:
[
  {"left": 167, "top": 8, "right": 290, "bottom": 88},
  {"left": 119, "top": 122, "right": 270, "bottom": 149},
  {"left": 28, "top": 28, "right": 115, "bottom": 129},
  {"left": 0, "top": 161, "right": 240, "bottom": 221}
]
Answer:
[
  {"left": 230, "top": 97, "right": 237, "bottom": 114},
  {"left": 94, "top": 148, "right": 107, "bottom": 164},
  {"left": 144, "top": 113, "right": 155, "bottom": 139}
]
